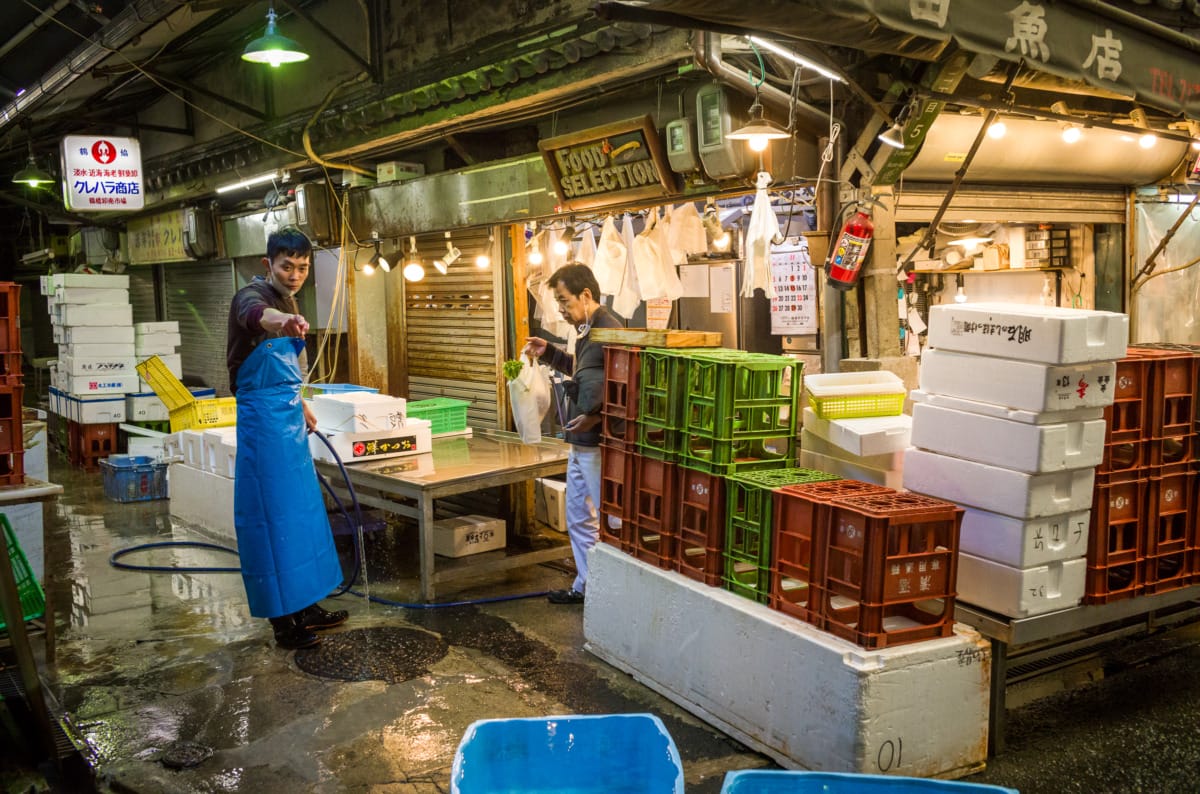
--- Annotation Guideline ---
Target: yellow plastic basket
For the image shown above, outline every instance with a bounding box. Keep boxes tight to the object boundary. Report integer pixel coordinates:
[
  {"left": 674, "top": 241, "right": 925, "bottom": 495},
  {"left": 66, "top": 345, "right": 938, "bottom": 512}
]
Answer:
[
  {"left": 804, "top": 371, "right": 906, "bottom": 420},
  {"left": 137, "top": 355, "right": 238, "bottom": 432}
]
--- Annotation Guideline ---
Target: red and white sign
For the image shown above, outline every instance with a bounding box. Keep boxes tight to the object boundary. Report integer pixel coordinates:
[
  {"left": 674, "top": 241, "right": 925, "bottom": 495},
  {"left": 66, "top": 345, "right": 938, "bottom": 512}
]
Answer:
[{"left": 60, "top": 135, "right": 143, "bottom": 212}]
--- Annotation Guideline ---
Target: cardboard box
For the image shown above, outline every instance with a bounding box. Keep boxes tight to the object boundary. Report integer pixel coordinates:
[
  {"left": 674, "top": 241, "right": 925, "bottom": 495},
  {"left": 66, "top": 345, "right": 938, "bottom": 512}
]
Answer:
[
  {"left": 311, "top": 391, "right": 406, "bottom": 433},
  {"left": 919, "top": 349, "right": 1117, "bottom": 412},
  {"left": 926, "top": 303, "right": 1128, "bottom": 364},
  {"left": 956, "top": 553, "right": 1087, "bottom": 618},
  {"left": 535, "top": 477, "right": 568, "bottom": 532},
  {"left": 433, "top": 514, "right": 506, "bottom": 557},
  {"left": 911, "top": 402, "right": 1107, "bottom": 473}
]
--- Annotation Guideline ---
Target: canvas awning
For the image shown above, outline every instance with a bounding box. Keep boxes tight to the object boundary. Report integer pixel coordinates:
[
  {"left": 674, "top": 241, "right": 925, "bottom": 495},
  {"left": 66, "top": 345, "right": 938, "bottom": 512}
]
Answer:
[{"left": 594, "top": 0, "right": 1200, "bottom": 118}]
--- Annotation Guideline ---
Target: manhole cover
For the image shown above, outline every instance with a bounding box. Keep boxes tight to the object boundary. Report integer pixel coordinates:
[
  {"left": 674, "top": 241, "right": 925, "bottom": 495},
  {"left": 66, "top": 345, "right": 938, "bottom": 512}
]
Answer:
[
  {"left": 294, "top": 627, "right": 448, "bottom": 683},
  {"left": 160, "top": 740, "right": 213, "bottom": 769}
]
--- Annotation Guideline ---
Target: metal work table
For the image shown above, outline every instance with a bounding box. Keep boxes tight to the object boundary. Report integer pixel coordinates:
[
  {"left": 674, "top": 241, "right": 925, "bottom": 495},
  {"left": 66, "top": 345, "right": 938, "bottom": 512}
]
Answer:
[
  {"left": 314, "top": 429, "right": 571, "bottom": 601},
  {"left": 955, "top": 584, "right": 1200, "bottom": 755},
  {"left": 0, "top": 477, "right": 64, "bottom": 761}
]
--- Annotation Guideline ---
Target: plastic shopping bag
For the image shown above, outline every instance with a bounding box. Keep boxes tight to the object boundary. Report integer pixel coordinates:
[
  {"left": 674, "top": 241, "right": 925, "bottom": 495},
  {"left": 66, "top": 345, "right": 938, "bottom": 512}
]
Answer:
[{"left": 508, "top": 354, "right": 552, "bottom": 444}]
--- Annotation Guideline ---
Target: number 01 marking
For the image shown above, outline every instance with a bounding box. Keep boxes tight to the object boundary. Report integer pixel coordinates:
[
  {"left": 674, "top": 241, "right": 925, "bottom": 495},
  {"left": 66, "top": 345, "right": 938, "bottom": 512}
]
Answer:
[{"left": 878, "top": 737, "right": 903, "bottom": 771}]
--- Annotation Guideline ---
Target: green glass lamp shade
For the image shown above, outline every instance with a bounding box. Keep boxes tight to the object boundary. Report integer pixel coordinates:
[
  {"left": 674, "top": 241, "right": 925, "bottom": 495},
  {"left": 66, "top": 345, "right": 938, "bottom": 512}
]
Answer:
[
  {"left": 241, "top": 11, "right": 308, "bottom": 67},
  {"left": 12, "top": 158, "right": 54, "bottom": 188}
]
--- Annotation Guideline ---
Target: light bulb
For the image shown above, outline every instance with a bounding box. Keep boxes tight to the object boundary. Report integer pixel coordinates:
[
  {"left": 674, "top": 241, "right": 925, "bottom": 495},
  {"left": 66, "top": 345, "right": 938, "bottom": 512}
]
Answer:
[
  {"left": 528, "top": 248, "right": 544, "bottom": 265},
  {"left": 987, "top": 120, "right": 1007, "bottom": 140},
  {"left": 748, "top": 135, "right": 770, "bottom": 153},
  {"left": 713, "top": 231, "right": 731, "bottom": 250},
  {"left": 553, "top": 237, "right": 570, "bottom": 256},
  {"left": 1061, "top": 126, "right": 1082, "bottom": 144},
  {"left": 1139, "top": 132, "right": 1158, "bottom": 149},
  {"left": 362, "top": 261, "right": 375, "bottom": 276},
  {"left": 433, "top": 258, "right": 448, "bottom": 275},
  {"left": 403, "top": 262, "right": 425, "bottom": 282},
  {"left": 376, "top": 256, "right": 390, "bottom": 273},
  {"left": 475, "top": 253, "right": 491, "bottom": 269},
  {"left": 954, "top": 286, "right": 967, "bottom": 303},
  {"left": 1192, "top": 140, "right": 1200, "bottom": 151}
]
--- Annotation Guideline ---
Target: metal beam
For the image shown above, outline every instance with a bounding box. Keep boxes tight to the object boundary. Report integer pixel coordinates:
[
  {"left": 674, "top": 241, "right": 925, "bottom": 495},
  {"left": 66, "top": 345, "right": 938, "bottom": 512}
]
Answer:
[
  {"left": 142, "top": 68, "right": 268, "bottom": 122},
  {"left": 277, "top": 0, "right": 372, "bottom": 75},
  {"left": 0, "top": 0, "right": 72, "bottom": 62},
  {"left": 70, "top": 0, "right": 110, "bottom": 26},
  {"left": 0, "top": 189, "right": 104, "bottom": 226}
]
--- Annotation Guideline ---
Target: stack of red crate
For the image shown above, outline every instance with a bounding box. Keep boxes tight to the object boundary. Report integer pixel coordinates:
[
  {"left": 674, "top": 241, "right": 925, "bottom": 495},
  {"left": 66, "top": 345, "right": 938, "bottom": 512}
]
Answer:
[
  {"left": 599, "top": 345, "right": 640, "bottom": 552},
  {"left": 771, "top": 482, "right": 963, "bottom": 649},
  {"left": 0, "top": 283, "right": 24, "bottom": 485},
  {"left": 1087, "top": 346, "right": 1200, "bottom": 603}
]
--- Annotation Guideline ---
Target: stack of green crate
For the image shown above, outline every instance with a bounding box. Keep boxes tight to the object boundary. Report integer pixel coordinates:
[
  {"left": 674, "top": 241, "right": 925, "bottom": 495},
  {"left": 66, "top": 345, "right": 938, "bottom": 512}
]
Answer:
[
  {"left": 679, "top": 351, "right": 800, "bottom": 475},
  {"left": 637, "top": 348, "right": 715, "bottom": 461},
  {"left": 723, "top": 467, "right": 840, "bottom": 603}
]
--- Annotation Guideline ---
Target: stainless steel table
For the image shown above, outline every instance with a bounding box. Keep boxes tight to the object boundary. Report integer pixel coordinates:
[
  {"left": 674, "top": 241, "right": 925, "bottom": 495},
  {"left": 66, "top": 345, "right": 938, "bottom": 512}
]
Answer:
[
  {"left": 955, "top": 584, "right": 1200, "bottom": 755},
  {"left": 314, "top": 429, "right": 571, "bottom": 601}
]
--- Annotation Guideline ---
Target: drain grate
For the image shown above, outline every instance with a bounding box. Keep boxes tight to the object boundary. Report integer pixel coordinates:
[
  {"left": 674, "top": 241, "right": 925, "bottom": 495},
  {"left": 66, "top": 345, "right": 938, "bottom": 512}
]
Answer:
[{"left": 294, "top": 627, "right": 448, "bottom": 684}]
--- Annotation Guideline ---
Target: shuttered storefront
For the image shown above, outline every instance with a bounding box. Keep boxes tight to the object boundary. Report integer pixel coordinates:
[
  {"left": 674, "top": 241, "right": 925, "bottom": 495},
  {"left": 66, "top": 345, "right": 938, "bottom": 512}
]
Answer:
[
  {"left": 127, "top": 266, "right": 159, "bottom": 325},
  {"left": 403, "top": 228, "right": 505, "bottom": 429},
  {"left": 162, "top": 261, "right": 236, "bottom": 394},
  {"left": 895, "top": 185, "right": 1127, "bottom": 224}
]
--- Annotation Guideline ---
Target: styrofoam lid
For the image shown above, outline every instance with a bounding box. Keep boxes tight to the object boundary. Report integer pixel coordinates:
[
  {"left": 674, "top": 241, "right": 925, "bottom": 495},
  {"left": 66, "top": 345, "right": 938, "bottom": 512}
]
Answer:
[
  {"left": 312, "top": 391, "right": 405, "bottom": 406},
  {"left": 804, "top": 370, "right": 904, "bottom": 397}
]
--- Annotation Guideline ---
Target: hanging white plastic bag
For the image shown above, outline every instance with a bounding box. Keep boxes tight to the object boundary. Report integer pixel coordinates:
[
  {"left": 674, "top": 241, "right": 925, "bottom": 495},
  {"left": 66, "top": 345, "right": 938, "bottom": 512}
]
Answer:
[{"left": 507, "top": 354, "right": 552, "bottom": 444}]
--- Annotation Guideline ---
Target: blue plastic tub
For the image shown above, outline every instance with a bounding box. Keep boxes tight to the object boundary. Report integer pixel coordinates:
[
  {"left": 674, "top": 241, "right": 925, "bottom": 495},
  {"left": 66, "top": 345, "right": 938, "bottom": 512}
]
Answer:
[
  {"left": 720, "top": 771, "right": 1019, "bottom": 793},
  {"left": 100, "top": 455, "right": 168, "bottom": 503},
  {"left": 452, "top": 713, "right": 684, "bottom": 794},
  {"left": 301, "top": 383, "right": 380, "bottom": 399}
]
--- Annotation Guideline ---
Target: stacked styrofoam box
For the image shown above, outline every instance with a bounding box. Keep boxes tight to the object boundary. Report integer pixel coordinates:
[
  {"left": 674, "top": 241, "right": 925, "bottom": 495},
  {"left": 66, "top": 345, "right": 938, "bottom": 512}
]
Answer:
[
  {"left": 799, "top": 409, "right": 910, "bottom": 489},
  {"left": 41, "top": 273, "right": 136, "bottom": 424},
  {"left": 307, "top": 391, "right": 433, "bottom": 462},
  {"left": 903, "top": 303, "right": 1127, "bottom": 618},
  {"left": 132, "top": 320, "right": 182, "bottom": 398}
]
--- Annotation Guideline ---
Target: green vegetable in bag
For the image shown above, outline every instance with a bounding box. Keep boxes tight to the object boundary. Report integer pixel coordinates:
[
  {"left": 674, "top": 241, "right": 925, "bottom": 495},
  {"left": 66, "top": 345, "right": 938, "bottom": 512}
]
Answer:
[{"left": 502, "top": 359, "right": 524, "bottom": 381}]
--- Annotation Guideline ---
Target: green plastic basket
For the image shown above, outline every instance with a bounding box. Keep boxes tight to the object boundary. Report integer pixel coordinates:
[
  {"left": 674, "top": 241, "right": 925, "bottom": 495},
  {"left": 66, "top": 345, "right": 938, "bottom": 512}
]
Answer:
[
  {"left": 0, "top": 514, "right": 44, "bottom": 632},
  {"left": 407, "top": 397, "right": 470, "bottom": 435}
]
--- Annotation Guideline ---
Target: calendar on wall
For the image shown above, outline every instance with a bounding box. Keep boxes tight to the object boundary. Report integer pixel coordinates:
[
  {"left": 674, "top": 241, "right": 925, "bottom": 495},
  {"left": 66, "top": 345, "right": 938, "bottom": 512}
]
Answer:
[{"left": 769, "top": 237, "right": 819, "bottom": 335}]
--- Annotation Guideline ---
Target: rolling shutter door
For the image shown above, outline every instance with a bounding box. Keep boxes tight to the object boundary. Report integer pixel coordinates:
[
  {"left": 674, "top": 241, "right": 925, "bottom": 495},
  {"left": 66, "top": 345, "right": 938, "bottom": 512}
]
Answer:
[
  {"left": 404, "top": 229, "right": 504, "bottom": 429},
  {"left": 127, "top": 267, "right": 159, "bottom": 325},
  {"left": 162, "top": 261, "right": 236, "bottom": 395},
  {"left": 895, "top": 184, "right": 1126, "bottom": 224}
]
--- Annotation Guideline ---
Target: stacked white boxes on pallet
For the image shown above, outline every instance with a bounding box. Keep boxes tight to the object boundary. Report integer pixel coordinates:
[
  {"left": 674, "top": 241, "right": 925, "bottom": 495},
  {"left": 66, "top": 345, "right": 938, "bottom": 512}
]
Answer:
[
  {"left": 904, "top": 303, "right": 1128, "bottom": 618},
  {"left": 127, "top": 321, "right": 183, "bottom": 421}
]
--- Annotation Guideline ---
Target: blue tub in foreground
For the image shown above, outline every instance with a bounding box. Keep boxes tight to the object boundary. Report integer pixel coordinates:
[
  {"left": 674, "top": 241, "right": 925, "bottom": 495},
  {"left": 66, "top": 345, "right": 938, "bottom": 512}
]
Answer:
[{"left": 721, "top": 770, "right": 1018, "bottom": 793}]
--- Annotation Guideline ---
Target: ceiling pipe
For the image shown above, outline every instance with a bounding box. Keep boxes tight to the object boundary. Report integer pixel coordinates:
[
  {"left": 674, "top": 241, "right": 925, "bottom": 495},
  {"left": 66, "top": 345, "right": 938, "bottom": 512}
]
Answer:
[
  {"left": 0, "top": 0, "right": 72, "bottom": 63},
  {"left": 0, "top": 0, "right": 181, "bottom": 135},
  {"left": 693, "top": 32, "right": 831, "bottom": 135}
]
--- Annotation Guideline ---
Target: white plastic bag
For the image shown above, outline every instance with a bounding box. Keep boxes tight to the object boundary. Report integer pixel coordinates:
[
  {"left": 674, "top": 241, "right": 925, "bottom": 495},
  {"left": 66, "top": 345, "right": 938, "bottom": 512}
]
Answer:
[{"left": 508, "top": 354, "right": 552, "bottom": 444}]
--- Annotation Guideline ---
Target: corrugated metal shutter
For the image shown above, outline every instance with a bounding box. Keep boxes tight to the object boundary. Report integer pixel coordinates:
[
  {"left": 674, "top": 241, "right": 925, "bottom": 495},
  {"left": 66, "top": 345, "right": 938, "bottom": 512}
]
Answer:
[
  {"left": 127, "top": 267, "right": 158, "bottom": 325},
  {"left": 895, "top": 184, "right": 1127, "bottom": 224},
  {"left": 404, "top": 228, "right": 504, "bottom": 429},
  {"left": 162, "top": 261, "right": 236, "bottom": 395}
]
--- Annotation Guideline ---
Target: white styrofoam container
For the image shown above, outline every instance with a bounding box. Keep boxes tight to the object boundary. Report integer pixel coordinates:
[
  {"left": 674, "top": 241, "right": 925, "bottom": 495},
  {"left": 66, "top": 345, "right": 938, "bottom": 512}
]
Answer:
[
  {"left": 135, "top": 321, "right": 180, "bottom": 334},
  {"left": 66, "top": 392, "right": 127, "bottom": 424},
  {"left": 911, "top": 402, "right": 1106, "bottom": 473},
  {"left": 137, "top": 353, "right": 182, "bottom": 392},
  {"left": 309, "top": 418, "right": 432, "bottom": 463},
  {"left": 956, "top": 553, "right": 1087, "bottom": 618},
  {"left": 55, "top": 303, "right": 133, "bottom": 327},
  {"left": 61, "top": 342, "right": 136, "bottom": 359},
  {"left": 585, "top": 545, "right": 990, "bottom": 777},
  {"left": 909, "top": 389, "right": 1105, "bottom": 425},
  {"left": 45, "top": 273, "right": 130, "bottom": 292},
  {"left": 180, "top": 430, "right": 206, "bottom": 468},
  {"left": 217, "top": 441, "right": 237, "bottom": 478},
  {"left": 904, "top": 448, "right": 1095, "bottom": 518},
  {"left": 135, "top": 331, "right": 182, "bottom": 351},
  {"left": 535, "top": 477, "right": 568, "bottom": 532},
  {"left": 163, "top": 432, "right": 185, "bottom": 461},
  {"left": 926, "top": 303, "right": 1129, "bottom": 364},
  {"left": 62, "top": 325, "right": 135, "bottom": 345},
  {"left": 311, "top": 392, "right": 407, "bottom": 433},
  {"left": 799, "top": 448, "right": 904, "bottom": 489},
  {"left": 60, "top": 374, "right": 139, "bottom": 395},
  {"left": 801, "top": 407, "right": 911, "bottom": 456},
  {"left": 126, "top": 435, "right": 165, "bottom": 460},
  {"left": 50, "top": 287, "right": 129, "bottom": 305},
  {"left": 919, "top": 348, "right": 1118, "bottom": 412},
  {"left": 58, "top": 355, "right": 138, "bottom": 376},
  {"left": 202, "top": 428, "right": 238, "bottom": 474},
  {"left": 126, "top": 392, "right": 169, "bottom": 421},
  {"left": 801, "top": 429, "right": 904, "bottom": 470},
  {"left": 432, "top": 514, "right": 506, "bottom": 557},
  {"left": 169, "top": 462, "right": 236, "bottom": 545},
  {"left": 959, "top": 507, "right": 1091, "bottom": 568}
]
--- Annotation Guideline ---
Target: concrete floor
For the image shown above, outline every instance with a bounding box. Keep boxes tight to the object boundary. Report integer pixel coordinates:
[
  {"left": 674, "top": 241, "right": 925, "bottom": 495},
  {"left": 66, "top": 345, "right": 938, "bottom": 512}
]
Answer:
[{"left": 5, "top": 450, "right": 1200, "bottom": 793}]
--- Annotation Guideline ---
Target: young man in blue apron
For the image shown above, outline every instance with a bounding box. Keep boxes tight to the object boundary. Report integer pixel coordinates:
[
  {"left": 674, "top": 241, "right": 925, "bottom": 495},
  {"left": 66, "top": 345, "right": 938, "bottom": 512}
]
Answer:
[{"left": 226, "top": 226, "right": 347, "bottom": 649}]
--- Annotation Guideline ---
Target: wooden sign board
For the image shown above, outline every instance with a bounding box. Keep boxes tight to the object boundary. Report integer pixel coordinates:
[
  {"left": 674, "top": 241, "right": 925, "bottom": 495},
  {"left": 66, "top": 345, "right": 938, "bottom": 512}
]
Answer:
[{"left": 538, "top": 115, "right": 675, "bottom": 210}]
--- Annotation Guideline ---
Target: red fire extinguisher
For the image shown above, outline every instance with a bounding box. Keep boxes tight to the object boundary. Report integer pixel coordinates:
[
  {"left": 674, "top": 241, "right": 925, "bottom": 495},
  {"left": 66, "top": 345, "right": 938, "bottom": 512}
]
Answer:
[{"left": 825, "top": 205, "right": 875, "bottom": 290}]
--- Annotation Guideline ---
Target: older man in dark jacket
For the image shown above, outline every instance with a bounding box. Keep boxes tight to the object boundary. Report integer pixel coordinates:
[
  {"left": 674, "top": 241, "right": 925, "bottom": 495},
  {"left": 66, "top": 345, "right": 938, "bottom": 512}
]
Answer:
[{"left": 524, "top": 263, "right": 621, "bottom": 604}]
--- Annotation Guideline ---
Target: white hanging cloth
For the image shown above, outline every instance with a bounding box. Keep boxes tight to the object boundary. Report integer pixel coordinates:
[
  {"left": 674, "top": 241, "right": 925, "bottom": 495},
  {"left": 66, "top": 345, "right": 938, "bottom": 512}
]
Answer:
[
  {"left": 613, "top": 214, "right": 642, "bottom": 319},
  {"left": 591, "top": 216, "right": 625, "bottom": 295},
  {"left": 649, "top": 207, "right": 684, "bottom": 300},
  {"left": 633, "top": 211, "right": 667, "bottom": 300},
  {"left": 743, "top": 171, "right": 781, "bottom": 298},
  {"left": 669, "top": 201, "right": 709, "bottom": 258},
  {"left": 577, "top": 224, "right": 597, "bottom": 267}
]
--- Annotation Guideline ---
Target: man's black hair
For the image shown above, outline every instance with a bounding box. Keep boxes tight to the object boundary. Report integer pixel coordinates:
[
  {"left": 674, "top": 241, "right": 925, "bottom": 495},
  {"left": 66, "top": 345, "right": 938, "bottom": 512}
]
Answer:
[
  {"left": 266, "top": 226, "right": 313, "bottom": 262},
  {"left": 547, "top": 263, "right": 600, "bottom": 301}
]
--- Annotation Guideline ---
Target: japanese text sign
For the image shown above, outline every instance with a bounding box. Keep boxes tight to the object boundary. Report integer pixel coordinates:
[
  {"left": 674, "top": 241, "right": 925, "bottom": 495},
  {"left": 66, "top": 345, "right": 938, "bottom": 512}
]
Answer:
[
  {"left": 61, "top": 135, "right": 143, "bottom": 212},
  {"left": 127, "top": 209, "right": 189, "bottom": 264}
]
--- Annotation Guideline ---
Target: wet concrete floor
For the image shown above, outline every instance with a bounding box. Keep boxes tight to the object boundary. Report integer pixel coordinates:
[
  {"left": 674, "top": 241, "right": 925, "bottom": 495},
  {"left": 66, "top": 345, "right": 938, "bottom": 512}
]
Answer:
[{"left": 7, "top": 450, "right": 1200, "bottom": 793}]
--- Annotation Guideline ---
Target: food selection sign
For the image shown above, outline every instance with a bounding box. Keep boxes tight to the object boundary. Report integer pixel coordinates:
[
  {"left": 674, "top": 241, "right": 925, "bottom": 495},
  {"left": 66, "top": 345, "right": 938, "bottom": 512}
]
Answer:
[
  {"left": 60, "top": 135, "right": 144, "bottom": 212},
  {"left": 539, "top": 115, "right": 674, "bottom": 210}
]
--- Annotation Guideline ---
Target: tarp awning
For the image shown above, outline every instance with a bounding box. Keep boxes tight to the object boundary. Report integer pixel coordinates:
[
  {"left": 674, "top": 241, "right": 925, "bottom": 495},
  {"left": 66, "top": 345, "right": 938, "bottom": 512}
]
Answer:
[{"left": 595, "top": 0, "right": 1200, "bottom": 117}]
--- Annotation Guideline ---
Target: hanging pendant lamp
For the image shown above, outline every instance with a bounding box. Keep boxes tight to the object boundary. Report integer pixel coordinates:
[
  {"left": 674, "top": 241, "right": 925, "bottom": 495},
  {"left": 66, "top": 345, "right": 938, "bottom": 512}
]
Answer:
[{"left": 242, "top": 4, "right": 309, "bottom": 67}]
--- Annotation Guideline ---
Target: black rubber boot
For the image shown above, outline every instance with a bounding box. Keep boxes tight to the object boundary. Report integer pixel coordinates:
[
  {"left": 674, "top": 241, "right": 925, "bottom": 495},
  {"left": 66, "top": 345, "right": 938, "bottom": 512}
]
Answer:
[
  {"left": 296, "top": 603, "right": 350, "bottom": 631},
  {"left": 268, "top": 615, "right": 321, "bottom": 650}
]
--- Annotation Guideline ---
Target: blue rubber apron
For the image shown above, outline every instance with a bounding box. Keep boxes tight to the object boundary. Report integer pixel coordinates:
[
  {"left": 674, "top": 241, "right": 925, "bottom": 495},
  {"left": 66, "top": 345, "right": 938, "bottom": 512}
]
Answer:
[{"left": 233, "top": 336, "right": 341, "bottom": 618}]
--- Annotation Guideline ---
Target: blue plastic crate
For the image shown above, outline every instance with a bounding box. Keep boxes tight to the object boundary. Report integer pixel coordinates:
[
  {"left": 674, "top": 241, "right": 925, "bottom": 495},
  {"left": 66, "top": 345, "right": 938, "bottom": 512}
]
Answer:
[
  {"left": 721, "top": 771, "right": 1018, "bottom": 793},
  {"left": 452, "top": 713, "right": 684, "bottom": 794},
  {"left": 100, "top": 455, "right": 169, "bottom": 503},
  {"left": 301, "top": 383, "right": 380, "bottom": 399}
]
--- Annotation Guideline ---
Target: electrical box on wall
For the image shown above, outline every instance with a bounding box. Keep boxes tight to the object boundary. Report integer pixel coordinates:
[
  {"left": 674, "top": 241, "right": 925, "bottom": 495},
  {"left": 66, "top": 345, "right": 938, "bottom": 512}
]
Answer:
[
  {"left": 666, "top": 118, "right": 698, "bottom": 173},
  {"left": 695, "top": 84, "right": 748, "bottom": 180},
  {"left": 294, "top": 182, "right": 335, "bottom": 245},
  {"left": 182, "top": 206, "right": 217, "bottom": 260}
]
